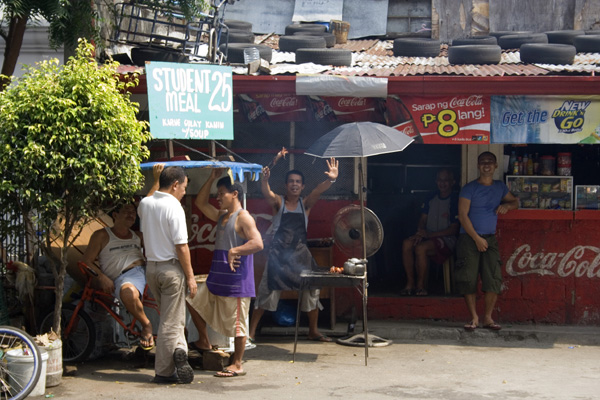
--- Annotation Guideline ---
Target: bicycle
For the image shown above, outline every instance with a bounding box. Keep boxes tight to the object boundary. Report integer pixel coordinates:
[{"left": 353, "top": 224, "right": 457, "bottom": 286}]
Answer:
[
  {"left": 40, "top": 262, "right": 159, "bottom": 363},
  {"left": 0, "top": 326, "right": 43, "bottom": 400}
]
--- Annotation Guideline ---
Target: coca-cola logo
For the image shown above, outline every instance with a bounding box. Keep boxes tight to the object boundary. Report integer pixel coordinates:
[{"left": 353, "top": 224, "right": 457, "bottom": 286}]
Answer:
[
  {"left": 449, "top": 95, "right": 483, "bottom": 108},
  {"left": 395, "top": 121, "right": 415, "bottom": 137},
  {"left": 248, "top": 104, "right": 266, "bottom": 122},
  {"left": 269, "top": 97, "right": 298, "bottom": 108},
  {"left": 506, "top": 244, "right": 600, "bottom": 278},
  {"left": 337, "top": 97, "right": 367, "bottom": 108},
  {"left": 189, "top": 214, "right": 217, "bottom": 250},
  {"left": 188, "top": 213, "right": 273, "bottom": 251}
]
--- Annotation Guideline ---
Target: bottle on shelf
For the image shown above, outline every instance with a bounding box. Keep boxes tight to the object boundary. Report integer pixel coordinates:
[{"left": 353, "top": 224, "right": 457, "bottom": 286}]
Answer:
[
  {"left": 533, "top": 153, "right": 540, "bottom": 175},
  {"left": 508, "top": 151, "right": 517, "bottom": 175},
  {"left": 513, "top": 158, "right": 520, "bottom": 175},
  {"left": 518, "top": 156, "right": 523, "bottom": 175},
  {"left": 526, "top": 154, "right": 534, "bottom": 175},
  {"left": 522, "top": 154, "right": 528, "bottom": 175}
]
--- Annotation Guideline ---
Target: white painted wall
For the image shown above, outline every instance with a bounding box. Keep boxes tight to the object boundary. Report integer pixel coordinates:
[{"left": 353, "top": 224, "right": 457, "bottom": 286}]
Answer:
[{"left": 0, "top": 25, "right": 64, "bottom": 77}]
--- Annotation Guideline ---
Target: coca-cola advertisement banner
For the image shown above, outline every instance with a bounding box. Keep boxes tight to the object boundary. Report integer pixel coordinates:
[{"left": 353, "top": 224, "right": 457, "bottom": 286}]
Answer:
[
  {"left": 236, "top": 93, "right": 384, "bottom": 123},
  {"left": 398, "top": 95, "right": 491, "bottom": 144},
  {"left": 146, "top": 62, "right": 234, "bottom": 140},
  {"left": 236, "top": 93, "right": 489, "bottom": 144}
]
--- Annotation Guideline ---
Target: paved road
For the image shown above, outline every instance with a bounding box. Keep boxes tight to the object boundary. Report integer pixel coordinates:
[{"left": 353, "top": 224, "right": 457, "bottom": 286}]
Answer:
[{"left": 46, "top": 331, "right": 599, "bottom": 400}]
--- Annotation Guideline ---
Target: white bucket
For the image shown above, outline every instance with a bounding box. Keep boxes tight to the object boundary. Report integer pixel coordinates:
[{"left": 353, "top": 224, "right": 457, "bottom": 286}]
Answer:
[
  {"left": 6, "top": 347, "right": 49, "bottom": 397},
  {"left": 42, "top": 339, "right": 62, "bottom": 387}
]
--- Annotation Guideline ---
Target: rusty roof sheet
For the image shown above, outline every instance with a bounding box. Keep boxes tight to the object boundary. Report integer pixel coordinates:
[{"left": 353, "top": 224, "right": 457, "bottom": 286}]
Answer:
[
  {"left": 228, "top": 38, "right": 600, "bottom": 77},
  {"left": 117, "top": 37, "right": 600, "bottom": 78}
]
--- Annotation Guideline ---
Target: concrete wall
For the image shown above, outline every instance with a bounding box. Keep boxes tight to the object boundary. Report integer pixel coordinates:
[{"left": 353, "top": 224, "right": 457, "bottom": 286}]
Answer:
[{"left": 0, "top": 25, "right": 63, "bottom": 77}]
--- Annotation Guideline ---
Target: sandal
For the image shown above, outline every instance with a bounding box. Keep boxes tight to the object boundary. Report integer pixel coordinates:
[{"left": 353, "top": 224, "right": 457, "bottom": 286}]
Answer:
[
  {"left": 139, "top": 335, "right": 155, "bottom": 351},
  {"left": 415, "top": 289, "right": 428, "bottom": 296},
  {"left": 399, "top": 288, "right": 413, "bottom": 296},
  {"left": 463, "top": 322, "right": 478, "bottom": 332}
]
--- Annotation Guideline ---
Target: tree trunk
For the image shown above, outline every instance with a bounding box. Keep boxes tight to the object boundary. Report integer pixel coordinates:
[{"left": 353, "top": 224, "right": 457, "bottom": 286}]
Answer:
[{"left": 1, "top": 15, "right": 29, "bottom": 90}]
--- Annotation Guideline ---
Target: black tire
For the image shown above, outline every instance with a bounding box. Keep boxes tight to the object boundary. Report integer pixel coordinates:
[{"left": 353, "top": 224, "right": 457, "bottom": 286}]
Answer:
[
  {"left": 295, "top": 48, "right": 352, "bottom": 66},
  {"left": 219, "top": 43, "right": 273, "bottom": 63},
  {"left": 278, "top": 35, "right": 326, "bottom": 52},
  {"left": 544, "top": 30, "right": 585, "bottom": 45},
  {"left": 452, "top": 36, "right": 497, "bottom": 46},
  {"left": 498, "top": 33, "right": 548, "bottom": 49},
  {"left": 448, "top": 44, "right": 501, "bottom": 64},
  {"left": 284, "top": 23, "right": 327, "bottom": 35},
  {"left": 226, "top": 29, "right": 255, "bottom": 44},
  {"left": 224, "top": 19, "right": 252, "bottom": 32},
  {"left": 130, "top": 47, "right": 188, "bottom": 67},
  {"left": 110, "top": 53, "right": 133, "bottom": 65},
  {"left": 393, "top": 38, "right": 440, "bottom": 57},
  {"left": 489, "top": 31, "right": 533, "bottom": 40},
  {"left": 40, "top": 304, "right": 96, "bottom": 363},
  {"left": 293, "top": 31, "right": 336, "bottom": 47},
  {"left": 520, "top": 43, "right": 576, "bottom": 64},
  {"left": 573, "top": 35, "right": 600, "bottom": 53},
  {"left": 0, "top": 326, "right": 43, "bottom": 400}
]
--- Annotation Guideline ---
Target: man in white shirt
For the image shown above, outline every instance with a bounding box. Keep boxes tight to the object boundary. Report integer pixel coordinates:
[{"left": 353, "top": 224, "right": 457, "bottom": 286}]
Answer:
[{"left": 138, "top": 166, "right": 197, "bottom": 384}]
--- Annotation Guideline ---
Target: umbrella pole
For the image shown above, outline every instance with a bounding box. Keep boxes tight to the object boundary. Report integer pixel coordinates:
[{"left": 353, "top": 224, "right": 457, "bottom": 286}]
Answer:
[
  {"left": 359, "top": 159, "right": 369, "bottom": 363},
  {"left": 358, "top": 159, "right": 392, "bottom": 362}
]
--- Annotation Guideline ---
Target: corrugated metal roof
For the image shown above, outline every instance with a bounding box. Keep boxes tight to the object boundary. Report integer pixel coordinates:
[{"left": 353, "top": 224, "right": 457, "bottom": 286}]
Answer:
[
  {"left": 117, "top": 38, "right": 600, "bottom": 78},
  {"left": 232, "top": 38, "right": 600, "bottom": 77}
]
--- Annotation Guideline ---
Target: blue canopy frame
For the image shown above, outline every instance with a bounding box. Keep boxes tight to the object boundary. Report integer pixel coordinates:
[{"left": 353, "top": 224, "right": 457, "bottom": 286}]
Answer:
[{"left": 140, "top": 160, "right": 263, "bottom": 182}]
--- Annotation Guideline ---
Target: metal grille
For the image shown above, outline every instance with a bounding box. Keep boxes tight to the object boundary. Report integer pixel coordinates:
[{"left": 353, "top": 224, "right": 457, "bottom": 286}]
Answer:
[
  {"left": 0, "top": 212, "right": 28, "bottom": 275},
  {"left": 113, "top": 1, "right": 232, "bottom": 61}
]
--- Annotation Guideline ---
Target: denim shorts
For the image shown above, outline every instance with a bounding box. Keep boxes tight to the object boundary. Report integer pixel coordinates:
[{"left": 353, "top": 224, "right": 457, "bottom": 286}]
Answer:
[{"left": 113, "top": 265, "right": 147, "bottom": 302}]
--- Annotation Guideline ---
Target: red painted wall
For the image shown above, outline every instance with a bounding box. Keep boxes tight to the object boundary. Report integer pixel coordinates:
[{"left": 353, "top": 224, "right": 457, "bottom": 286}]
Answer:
[{"left": 189, "top": 196, "right": 600, "bottom": 326}]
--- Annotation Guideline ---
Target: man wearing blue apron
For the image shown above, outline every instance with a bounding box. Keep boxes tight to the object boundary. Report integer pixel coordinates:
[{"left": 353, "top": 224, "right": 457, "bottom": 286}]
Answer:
[{"left": 249, "top": 158, "right": 339, "bottom": 342}]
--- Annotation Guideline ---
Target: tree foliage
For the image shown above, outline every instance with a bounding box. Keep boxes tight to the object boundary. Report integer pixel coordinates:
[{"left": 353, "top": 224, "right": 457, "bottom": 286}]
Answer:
[
  {"left": 0, "top": 39, "right": 151, "bottom": 333},
  {"left": 0, "top": 0, "right": 209, "bottom": 83}
]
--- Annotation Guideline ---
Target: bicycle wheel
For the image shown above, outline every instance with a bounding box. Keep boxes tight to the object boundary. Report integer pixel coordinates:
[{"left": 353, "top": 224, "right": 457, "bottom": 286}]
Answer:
[
  {"left": 0, "top": 326, "right": 42, "bottom": 400},
  {"left": 40, "top": 304, "right": 95, "bottom": 363}
]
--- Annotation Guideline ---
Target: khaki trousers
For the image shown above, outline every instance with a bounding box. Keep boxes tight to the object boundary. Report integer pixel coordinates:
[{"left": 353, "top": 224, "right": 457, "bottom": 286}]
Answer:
[{"left": 146, "top": 259, "right": 188, "bottom": 377}]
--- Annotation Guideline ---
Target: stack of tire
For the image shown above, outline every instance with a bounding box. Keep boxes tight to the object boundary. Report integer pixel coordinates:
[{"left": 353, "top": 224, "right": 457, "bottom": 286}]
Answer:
[
  {"left": 572, "top": 32, "right": 600, "bottom": 54},
  {"left": 393, "top": 38, "right": 441, "bottom": 58},
  {"left": 282, "top": 23, "right": 352, "bottom": 67},
  {"left": 220, "top": 19, "right": 273, "bottom": 64},
  {"left": 489, "top": 29, "right": 595, "bottom": 65},
  {"left": 446, "top": 36, "right": 501, "bottom": 65}
]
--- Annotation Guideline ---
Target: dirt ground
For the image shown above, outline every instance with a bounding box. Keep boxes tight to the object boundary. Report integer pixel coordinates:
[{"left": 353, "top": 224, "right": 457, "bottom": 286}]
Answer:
[{"left": 42, "top": 334, "right": 599, "bottom": 400}]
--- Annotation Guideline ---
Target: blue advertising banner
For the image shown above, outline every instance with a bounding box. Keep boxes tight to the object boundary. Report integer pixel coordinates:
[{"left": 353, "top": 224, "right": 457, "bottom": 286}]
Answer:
[
  {"left": 146, "top": 62, "right": 233, "bottom": 140},
  {"left": 491, "top": 95, "right": 600, "bottom": 144}
]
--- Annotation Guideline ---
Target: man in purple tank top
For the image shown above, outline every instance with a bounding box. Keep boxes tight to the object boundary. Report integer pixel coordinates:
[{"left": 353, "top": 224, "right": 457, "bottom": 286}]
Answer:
[{"left": 187, "top": 169, "right": 263, "bottom": 377}]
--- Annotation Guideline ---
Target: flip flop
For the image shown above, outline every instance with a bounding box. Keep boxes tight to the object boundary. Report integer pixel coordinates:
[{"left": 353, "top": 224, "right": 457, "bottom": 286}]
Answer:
[
  {"left": 483, "top": 322, "right": 502, "bottom": 331},
  {"left": 188, "top": 342, "right": 222, "bottom": 353},
  {"left": 214, "top": 369, "right": 246, "bottom": 378},
  {"left": 140, "top": 335, "right": 155, "bottom": 351},
  {"left": 415, "top": 289, "right": 428, "bottom": 296},
  {"left": 399, "top": 288, "right": 413, "bottom": 296},
  {"left": 463, "top": 322, "right": 478, "bottom": 332},
  {"left": 308, "top": 335, "right": 333, "bottom": 342}
]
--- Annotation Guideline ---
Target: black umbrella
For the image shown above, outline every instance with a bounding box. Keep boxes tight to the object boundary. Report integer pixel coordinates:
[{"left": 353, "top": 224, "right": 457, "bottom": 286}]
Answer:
[
  {"left": 305, "top": 121, "right": 414, "bottom": 259},
  {"left": 304, "top": 122, "right": 413, "bottom": 356},
  {"left": 305, "top": 121, "right": 414, "bottom": 158}
]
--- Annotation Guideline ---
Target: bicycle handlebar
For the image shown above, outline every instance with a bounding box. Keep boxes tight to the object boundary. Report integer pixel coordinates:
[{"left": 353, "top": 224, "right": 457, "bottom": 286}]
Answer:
[{"left": 78, "top": 261, "right": 99, "bottom": 277}]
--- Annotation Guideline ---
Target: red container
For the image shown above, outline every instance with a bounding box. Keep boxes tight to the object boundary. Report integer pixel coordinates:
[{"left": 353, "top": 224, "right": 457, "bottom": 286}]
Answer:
[{"left": 557, "top": 152, "right": 572, "bottom": 176}]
